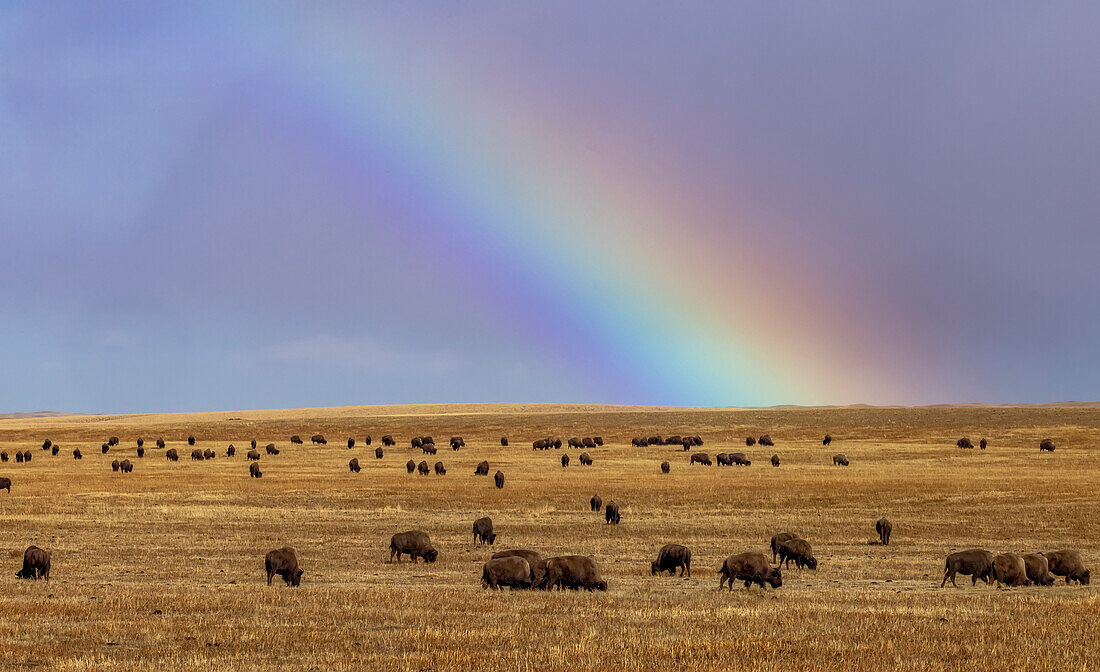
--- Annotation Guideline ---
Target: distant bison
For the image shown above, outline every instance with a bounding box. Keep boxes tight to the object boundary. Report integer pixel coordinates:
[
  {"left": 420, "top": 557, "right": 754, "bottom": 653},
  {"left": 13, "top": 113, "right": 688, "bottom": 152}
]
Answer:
[
  {"left": 22, "top": 450, "right": 31, "bottom": 462},
  {"left": 246, "top": 449, "right": 260, "bottom": 461},
  {"left": 536, "top": 555, "right": 607, "bottom": 591},
  {"left": 417, "top": 461, "right": 430, "bottom": 476},
  {"left": 979, "top": 438, "right": 988, "bottom": 450},
  {"left": 1042, "top": 549, "right": 1090, "bottom": 585},
  {"left": 406, "top": 459, "right": 415, "bottom": 473},
  {"left": 311, "top": 434, "right": 327, "bottom": 445},
  {"left": 594, "top": 437, "right": 604, "bottom": 446},
  {"left": 482, "top": 556, "right": 532, "bottom": 590},
  {"left": 758, "top": 435, "right": 774, "bottom": 447},
  {"left": 992, "top": 553, "right": 1028, "bottom": 587},
  {"left": 494, "top": 470, "right": 505, "bottom": 488},
  {"left": 363, "top": 435, "right": 372, "bottom": 446},
  {"left": 941, "top": 549, "right": 994, "bottom": 587},
  {"left": 136, "top": 438, "right": 144, "bottom": 448},
  {"left": 472, "top": 516, "right": 496, "bottom": 545},
  {"left": 347, "top": 438, "right": 355, "bottom": 449},
  {"left": 500, "top": 436, "right": 509, "bottom": 446},
  {"left": 770, "top": 532, "right": 800, "bottom": 563},
  {"left": 250, "top": 440, "right": 257, "bottom": 449},
  {"left": 265, "top": 547, "right": 302, "bottom": 586},
  {"left": 778, "top": 538, "right": 817, "bottom": 570},
  {"left": 434, "top": 461, "right": 446, "bottom": 475},
  {"left": 166, "top": 449, "right": 179, "bottom": 461},
  {"left": 660, "top": 461, "right": 670, "bottom": 473},
  {"left": 822, "top": 434, "right": 832, "bottom": 446},
  {"left": 136, "top": 447, "right": 144, "bottom": 458},
  {"left": 112, "top": 459, "right": 120, "bottom": 472},
  {"left": 421, "top": 443, "right": 437, "bottom": 455},
  {"left": 652, "top": 543, "right": 691, "bottom": 577},
  {"left": 730, "top": 452, "right": 751, "bottom": 466},
  {"left": 15, "top": 545, "right": 50, "bottom": 581},
  {"left": 349, "top": 458, "right": 361, "bottom": 473},
  {"left": 156, "top": 438, "right": 166, "bottom": 449},
  {"left": 689, "top": 452, "right": 711, "bottom": 466},
  {"left": 120, "top": 459, "right": 133, "bottom": 473},
  {"left": 42, "top": 439, "right": 52, "bottom": 451},
  {"left": 876, "top": 517, "right": 893, "bottom": 546},
  {"left": 745, "top": 436, "right": 756, "bottom": 447},
  {"left": 450, "top": 437, "right": 464, "bottom": 450},
  {"left": 226, "top": 444, "right": 235, "bottom": 457},
  {"left": 632, "top": 437, "right": 646, "bottom": 447},
  {"left": 475, "top": 460, "right": 490, "bottom": 475},
  {"left": 771, "top": 454, "right": 780, "bottom": 467},
  {"left": 492, "top": 549, "right": 544, "bottom": 585},
  {"left": 375, "top": 446, "right": 384, "bottom": 459},
  {"left": 718, "top": 551, "right": 782, "bottom": 591},
  {"left": 381, "top": 435, "right": 396, "bottom": 446},
  {"left": 832, "top": 453, "right": 849, "bottom": 466},
  {"left": 187, "top": 436, "right": 196, "bottom": 446},
  {"left": 191, "top": 449, "right": 204, "bottom": 461},
  {"left": 290, "top": 435, "right": 303, "bottom": 444},
  {"left": 605, "top": 501, "right": 621, "bottom": 525},
  {"left": 0, "top": 452, "right": 6, "bottom": 462},
  {"left": 579, "top": 452, "right": 592, "bottom": 466},
  {"left": 265, "top": 443, "right": 279, "bottom": 455},
  {"left": 108, "top": 436, "right": 119, "bottom": 446},
  {"left": 1022, "top": 553, "right": 1055, "bottom": 586},
  {"left": 101, "top": 444, "right": 109, "bottom": 454},
  {"left": 561, "top": 454, "right": 570, "bottom": 468},
  {"left": 73, "top": 449, "right": 82, "bottom": 460},
  {"left": 1039, "top": 439, "right": 1056, "bottom": 452},
  {"left": 590, "top": 494, "right": 603, "bottom": 511},
  {"left": 389, "top": 530, "right": 438, "bottom": 563},
  {"left": 0, "top": 477, "right": 10, "bottom": 493},
  {"left": 203, "top": 449, "right": 215, "bottom": 460},
  {"left": 249, "top": 462, "right": 262, "bottom": 478},
  {"left": 957, "top": 437, "right": 973, "bottom": 449}
]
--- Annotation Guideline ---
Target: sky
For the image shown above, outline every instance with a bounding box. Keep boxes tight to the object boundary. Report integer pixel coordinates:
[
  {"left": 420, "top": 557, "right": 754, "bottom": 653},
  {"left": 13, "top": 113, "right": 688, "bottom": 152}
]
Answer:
[{"left": 1, "top": 2, "right": 1098, "bottom": 413}]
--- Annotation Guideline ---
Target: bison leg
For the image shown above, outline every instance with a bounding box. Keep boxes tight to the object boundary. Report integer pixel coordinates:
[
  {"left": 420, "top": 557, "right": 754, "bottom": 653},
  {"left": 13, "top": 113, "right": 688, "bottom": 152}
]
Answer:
[
  {"left": 267, "top": 570, "right": 274, "bottom": 586},
  {"left": 940, "top": 568, "right": 954, "bottom": 588}
]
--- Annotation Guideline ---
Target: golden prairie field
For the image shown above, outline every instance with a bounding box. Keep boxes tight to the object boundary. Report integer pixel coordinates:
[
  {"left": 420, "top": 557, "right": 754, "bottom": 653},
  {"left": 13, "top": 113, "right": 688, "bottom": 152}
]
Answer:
[{"left": 0, "top": 403, "right": 1097, "bottom": 672}]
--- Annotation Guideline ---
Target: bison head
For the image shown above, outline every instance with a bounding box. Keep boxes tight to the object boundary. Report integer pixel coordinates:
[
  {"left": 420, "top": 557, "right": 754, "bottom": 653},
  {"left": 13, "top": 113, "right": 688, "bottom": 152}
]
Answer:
[
  {"left": 593, "top": 580, "right": 608, "bottom": 591},
  {"left": 767, "top": 569, "right": 783, "bottom": 588},
  {"left": 1081, "top": 570, "right": 1091, "bottom": 585},
  {"left": 805, "top": 556, "right": 818, "bottom": 570},
  {"left": 486, "top": 532, "right": 497, "bottom": 545},
  {"left": 422, "top": 547, "right": 439, "bottom": 563},
  {"left": 650, "top": 561, "right": 660, "bottom": 576},
  {"left": 291, "top": 568, "right": 303, "bottom": 587}
]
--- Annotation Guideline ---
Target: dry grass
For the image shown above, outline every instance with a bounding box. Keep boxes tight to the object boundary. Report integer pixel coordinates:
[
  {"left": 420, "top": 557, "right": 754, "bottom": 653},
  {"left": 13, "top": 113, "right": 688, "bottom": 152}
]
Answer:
[{"left": 0, "top": 404, "right": 1097, "bottom": 671}]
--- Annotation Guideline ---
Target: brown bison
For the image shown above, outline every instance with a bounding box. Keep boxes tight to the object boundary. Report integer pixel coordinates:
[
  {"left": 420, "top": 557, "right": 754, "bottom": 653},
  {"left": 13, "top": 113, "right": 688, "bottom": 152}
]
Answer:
[
  {"left": 1042, "top": 550, "right": 1090, "bottom": 584},
  {"left": 363, "top": 435, "right": 372, "bottom": 446},
  {"left": 568, "top": 437, "right": 583, "bottom": 449},
  {"left": 136, "top": 447, "right": 144, "bottom": 458},
  {"left": 108, "top": 436, "right": 119, "bottom": 446},
  {"left": 605, "top": 501, "right": 621, "bottom": 525},
  {"left": 0, "top": 476, "right": 10, "bottom": 493},
  {"left": 500, "top": 436, "right": 509, "bottom": 446},
  {"left": 349, "top": 458, "right": 361, "bottom": 473},
  {"left": 582, "top": 437, "right": 596, "bottom": 449},
  {"left": 941, "top": 549, "right": 994, "bottom": 587},
  {"left": 778, "top": 538, "right": 817, "bottom": 570},
  {"left": 492, "top": 549, "right": 544, "bottom": 584},
  {"left": 957, "top": 437, "right": 973, "bottom": 449},
  {"left": 876, "top": 517, "right": 893, "bottom": 546},
  {"left": 246, "top": 449, "right": 260, "bottom": 461},
  {"left": 22, "top": 450, "right": 31, "bottom": 462},
  {"left": 51, "top": 445, "right": 60, "bottom": 456},
  {"left": 652, "top": 543, "right": 691, "bottom": 577},
  {"left": 473, "top": 516, "right": 496, "bottom": 545},
  {"left": 1039, "top": 439, "right": 1056, "bottom": 452},
  {"left": 187, "top": 435, "right": 196, "bottom": 446},
  {"left": 482, "top": 556, "right": 532, "bottom": 590},
  {"left": 417, "top": 461, "right": 430, "bottom": 476},
  {"left": 111, "top": 459, "right": 121, "bottom": 472},
  {"left": 660, "top": 461, "right": 670, "bottom": 473},
  {"left": 311, "top": 434, "right": 327, "bottom": 445},
  {"left": 536, "top": 555, "right": 607, "bottom": 591},
  {"left": 979, "top": 438, "right": 988, "bottom": 450},
  {"left": 0, "top": 452, "right": 6, "bottom": 462},
  {"left": 771, "top": 454, "right": 780, "bottom": 467},
  {"left": 590, "top": 494, "right": 603, "bottom": 511},
  {"left": 730, "top": 452, "right": 751, "bottom": 466},
  {"left": 15, "top": 545, "right": 50, "bottom": 581},
  {"left": 494, "top": 470, "right": 505, "bottom": 489},
  {"left": 101, "top": 444, "right": 109, "bottom": 454},
  {"left": 450, "top": 436, "right": 464, "bottom": 450},
  {"left": 406, "top": 459, "right": 415, "bottom": 473},
  {"left": 249, "top": 462, "right": 262, "bottom": 478},
  {"left": 265, "top": 443, "right": 279, "bottom": 455},
  {"left": 250, "top": 439, "right": 257, "bottom": 449},
  {"left": 822, "top": 434, "right": 832, "bottom": 446},
  {"left": 579, "top": 452, "right": 592, "bottom": 466},
  {"left": 758, "top": 435, "right": 774, "bottom": 447},
  {"left": 689, "top": 452, "right": 711, "bottom": 466},
  {"left": 389, "top": 530, "right": 438, "bottom": 563},
  {"left": 136, "top": 438, "right": 144, "bottom": 448},
  {"left": 992, "top": 553, "right": 1028, "bottom": 587},
  {"left": 381, "top": 435, "right": 396, "bottom": 446},
  {"left": 561, "top": 454, "right": 570, "bottom": 467},
  {"left": 832, "top": 453, "right": 849, "bottom": 466},
  {"left": 715, "top": 452, "right": 732, "bottom": 466},
  {"left": 475, "top": 460, "right": 490, "bottom": 475},
  {"left": 594, "top": 437, "right": 604, "bottom": 446},
  {"left": 290, "top": 435, "right": 303, "bottom": 444},
  {"left": 226, "top": 444, "right": 235, "bottom": 457},
  {"left": 770, "top": 532, "right": 800, "bottom": 563},
  {"left": 120, "top": 459, "right": 133, "bottom": 473},
  {"left": 42, "top": 439, "right": 52, "bottom": 451},
  {"left": 265, "top": 547, "right": 302, "bottom": 586},
  {"left": 347, "top": 438, "right": 355, "bottom": 449},
  {"left": 1022, "top": 553, "right": 1055, "bottom": 586},
  {"left": 632, "top": 437, "right": 646, "bottom": 447},
  {"left": 190, "top": 449, "right": 204, "bottom": 461},
  {"left": 203, "top": 449, "right": 215, "bottom": 460},
  {"left": 73, "top": 449, "right": 82, "bottom": 460},
  {"left": 718, "top": 551, "right": 782, "bottom": 591},
  {"left": 434, "top": 461, "right": 446, "bottom": 475},
  {"left": 166, "top": 448, "right": 179, "bottom": 461},
  {"left": 375, "top": 446, "right": 384, "bottom": 459},
  {"left": 745, "top": 436, "right": 756, "bottom": 447},
  {"left": 422, "top": 443, "right": 437, "bottom": 455},
  {"left": 156, "top": 438, "right": 166, "bottom": 449},
  {"left": 14, "top": 452, "right": 22, "bottom": 463}
]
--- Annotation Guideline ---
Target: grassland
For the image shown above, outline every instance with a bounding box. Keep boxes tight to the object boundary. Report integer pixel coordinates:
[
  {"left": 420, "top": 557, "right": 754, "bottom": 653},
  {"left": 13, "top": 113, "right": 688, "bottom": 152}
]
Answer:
[{"left": 0, "top": 404, "right": 1097, "bottom": 671}]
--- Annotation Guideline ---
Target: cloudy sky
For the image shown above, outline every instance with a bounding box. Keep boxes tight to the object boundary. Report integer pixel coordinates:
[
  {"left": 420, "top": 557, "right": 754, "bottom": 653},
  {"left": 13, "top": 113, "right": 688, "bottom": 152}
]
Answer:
[{"left": 2, "top": 3, "right": 1098, "bottom": 413}]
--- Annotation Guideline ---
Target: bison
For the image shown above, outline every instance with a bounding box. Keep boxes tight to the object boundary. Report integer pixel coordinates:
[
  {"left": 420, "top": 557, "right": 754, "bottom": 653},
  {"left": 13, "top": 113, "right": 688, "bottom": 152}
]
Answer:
[
  {"left": 417, "top": 461, "right": 430, "bottom": 476},
  {"left": 156, "top": 438, "right": 166, "bottom": 449},
  {"left": 226, "top": 444, "right": 235, "bottom": 457},
  {"left": 730, "top": 452, "right": 751, "bottom": 466},
  {"left": 536, "top": 555, "right": 607, "bottom": 591},
  {"left": 778, "top": 538, "right": 817, "bottom": 570},
  {"left": 689, "top": 452, "right": 711, "bottom": 466},
  {"left": 15, "top": 545, "right": 50, "bottom": 581},
  {"left": 660, "top": 461, "right": 670, "bottom": 473},
  {"left": 473, "top": 516, "right": 496, "bottom": 545},
  {"left": 249, "top": 462, "right": 262, "bottom": 478},
  {"left": 500, "top": 436, "right": 509, "bottom": 446},
  {"left": 770, "top": 532, "right": 800, "bottom": 563},
  {"left": 101, "top": 444, "right": 109, "bottom": 454},
  {"left": 349, "top": 458, "right": 361, "bottom": 473},
  {"left": 389, "top": 530, "right": 438, "bottom": 563},
  {"left": 203, "top": 449, "right": 215, "bottom": 460},
  {"left": 1042, "top": 550, "right": 1090, "bottom": 585},
  {"left": 605, "top": 501, "right": 621, "bottom": 525},
  {"left": 494, "top": 470, "right": 505, "bottom": 489},
  {"left": 166, "top": 448, "right": 179, "bottom": 461},
  {"left": 265, "top": 547, "right": 303, "bottom": 586},
  {"left": 375, "top": 446, "right": 384, "bottom": 459},
  {"left": 191, "top": 449, "right": 204, "bottom": 461},
  {"left": 73, "top": 449, "right": 82, "bottom": 460},
  {"left": 876, "top": 517, "right": 893, "bottom": 546},
  {"left": 406, "top": 459, "right": 416, "bottom": 473},
  {"left": 42, "top": 439, "right": 52, "bottom": 451},
  {"left": 250, "top": 439, "right": 257, "bottom": 449},
  {"left": 482, "top": 556, "right": 532, "bottom": 590},
  {"left": 0, "top": 476, "right": 10, "bottom": 493},
  {"left": 111, "top": 459, "right": 120, "bottom": 472},
  {"left": 363, "top": 435, "right": 372, "bottom": 446},
  {"left": 652, "top": 543, "right": 691, "bottom": 577},
  {"left": 0, "top": 452, "right": 6, "bottom": 462},
  {"left": 569, "top": 437, "right": 583, "bottom": 449},
  {"left": 590, "top": 494, "right": 603, "bottom": 511},
  {"left": 382, "top": 435, "right": 396, "bottom": 446},
  {"left": 718, "top": 551, "right": 782, "bottom": 591},
  {"left": 758, "top": 435, "right": 774, "bottom": 447},
  {"left": 745, "top": 436, "right": 756, "bottom": 447},
  {"left": 421, "top": 443, "right": 437, "bottom": 455},
  {"left": 22, "top": 450, "right": 31, "bottom": 462},
  {"left": 1039, "top": 439, "right": 1056, "bottom": 452},
  {"left": 108, "top": 436, "right": 119, "bottom": 447},
  {"left": 265, "top": 443, "right": 279, "bottom": 455},
  {"left": 290, "top": 435, "right": 303, "bottom": 444},
  {"left": 957, "top": 437, "right": 973, "bottom": 449},
  {"left": 136, "top": 438, "right": 144, "bottom": 449},
  {"left": 561, "top": 454, "right": 570, "bottom": 468},
  {"left": 771, "top": 454, "right": 780, "bottom": 467},
  {"left": 475, "top": 460, "right": 490, "bottom": 476},
  {"left": 822, "top": 434, "right": 832, "bottom": 446},
  {"left": 941, "top": 549, "right": 994, "bottom": 587},
  {"left": 450, "top": 437, "right": 464, "bottom": 450},
  {"left": 434, "top": 461, "right": 446, "bottom": 475},
  {"left": 492, "top": 549, "right": 544, "bottom": 585},
  {"left": 311, "top": 434, "right": 327, "bottom": 445},
  {"left": 246, "top": 449, "right": 260, "bottom": 461},
  {"left": 136, "top": 447, "right": 144, "bottom": 458},
  {"left": 1022, "top": 553, "right": 1055, "bottom": 586},
  {"left": 992, "top": 553, "right": 1028, "bottom": 587},
  {"left": 120, "top": 459, "right": 133, "bottom": 473},
  {"left": 187, "top": 435, "right": 196, "bottom": 446},
  {"left": 579, "top": 452, "right": 592, "bottom": 466},
  {"left": 979, "top": 438, "right": 988, "bottom": 450},
  {"left": 347, "top": 438, "right": 355, "bottom": 449},
  {"left": 832, "top": 453, "right": 849, "bottom": 466}
]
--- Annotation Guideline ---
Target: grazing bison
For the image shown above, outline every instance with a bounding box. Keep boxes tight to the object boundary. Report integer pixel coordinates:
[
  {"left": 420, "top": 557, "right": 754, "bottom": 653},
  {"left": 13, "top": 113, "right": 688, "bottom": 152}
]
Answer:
[
  {"left": 191, "top": 449, "right": 204, "bottom": 461},
  {"left": 166, "top": 449, "right": 179, "bottom": 461},
  {"left": 822, "top": 434, "right": 832, "bottom": 446},
  {"left": 136, "top": 447, "right": 144, "bottom": 458},
  {"left": 569, "top": 437, "right": 583, "bottom": 449},
  {"left": 491, "top": 469, "right": 505, "bottom": 488},
  {"left": 450, "top": 437, "right": 464, "bottom": 450},
  {"left": 265, "top": 443, "right": 279, "bottom": 455},
  {"left": 417, "top": 461, "right": 430, "bottom": 476},
  {"left": 473, "top": 516, "right": 496, "bottom": 545},
  {"left": 1042, "top": 550, "right": 1090, "bottom": 585},
  {"left": 311, "top": 434, "right": 327, "bottom": 445},
  {"left": 758, "top": 435, "right": 774, "bottom": 447},
  {"left": 434, "top": 461, "right": 446, "bottom": 475},
  {"left": 290, "top": 435, "right": 303, "bottom": 444},
  {"left": 1039, "top": 439, "right": 1056, "bottom": 452},
  {"left": 730, "top": 452, "right": 751, "bottom": 466},
  {"left": 0, "top": 452, "right": 6, "bottom": 462},
  {"left": 652, "top": 543, "right": 691, "bottom": 577},
  {"left": 421, "top": 443, "right": 437, "bottom": 455},
  {"left": 715, "top": 453, "right": 731, "bottom": 466},
  {"left": 412, "top": 437, "right": 425, "bottom": 449},
  {"left": 590, "top": 494, "right": 603, "bottom": 511},
  {"left": 187, "top": 436, "right": 195, "bottom": 446},
  {"left": 492, "top": 549, "right": 544, "bottom": 584},
  {"left": 474, "top": 460, "right": 490, "bottom": 476},
  {"left": 579, "top": 452, "right": 592, "bottom": 466},
  {"left": 226, "top": 444, "right": 235, "bottom": 457},
  {"left": 718, "top": 551, "right": 782, "bottom": 591},
  {"left": 112, "top": 459, "right": 120, "bottom": 472},
  {"left": 745, "top": 436, "right": 756, "bottom": 447},
  {"left": 347, "top": 438, "right": 355, "bottom": 449},
  {"left": 136, "top": 438, "right": 144, "bottom": 448},
  {"left": 832, "top": 453, "right": 849, "bottom": 466},
  {"left": 979, "top": 438, "right": 988, "bottom": 450},
  {"left": 375, "top": 446, "right": 384, "bottom": 459},
  {"left": 992, "top": 553, "right": 1028, "bottom": 587},
  {"left": 15, "top": 546, "right": 50, "bottom": 581},
  {"left": 632, "top": 437, "right": 646, "bottom": 447},
  {"left": 660, "top": 461, "right": 670, "bottom": 473},
  {"left": 120, "top": 459, "right": 133, "bottom": 473},
  {"left": 42, "top": 439, "right": 52, "bottom": 451},
  {"left": 537, "top": 555, "right": 607, "bottom": 591},
  {"left": 156, "top": 438, "right": 166, "bottom": 449},
  {"left": 582, "top": 437, "right": 596, "bottom": 449},
  {"left": 482, "top": 556, "right": 532, "bottom": 590},
  {"left": 771, "top": 454, "right": 780, "bottom": 467},
  {"left": 108, "top": 436, "right": 119, "bottom": 447},
  {"left": 246, "top": 449, "right": 260, "bottom": 461},
  {"left": 770, "top": 532, "right": 800, "bottom": 563},
  {"left": 250, "top": 439, "right": 257, "bottom": 449},
  {"left": 594, "top": 437, "right": 604, "bottom": 446},
  {"left": 203, "top": 449, "right": 215, "bottom": 460},
  {"left": 532, "top": 439, "right": 547, "bottom": 451},
  {"left": 363, "top": 435, "right": 372, "bottom": 446},
  {"left": 561, "top": 454, "right": 570, "bottom": 468},
  {"left": 73, "top": 449, "right": 82, "bottom": 460},
  {"left": 647, "top": 436, "right": 662, "bottom": 446},
  {"left": 689, "top": 452, "right": 711, "bottom": 466},
  {"left": 406, "top": 459, "right": 415, "bottom": 473},
  {"left": 249, "top": 462, "right": 263, "bottom": 478},
  {"left": 500, "top": 436, "right": 509, "bottom": 446},
  {"left": 349, "top": 458, "right": 361, "bottom": 473},
  {"left": 265, "top": 547, "right": 303, "bottom": 586},
  {"left": 382, "top": 435, "right": 396, "bottom": 446},
  {"left": 0, "top": 477, "right": 10, "bottom": 493},
  {"left": 778, "top": 538, "right": 817, "bottom": 570},
  {"left": 941, "top": 549, "right": 994, "bottom": 587},
  {"left": 389, "top": 530, "right": 438, "bottom": 563},
  {"left": 101, "top": 444, "right": 109, "bottom": 454},
  {"left": 957, "top": 437, "right": 973, "bottom": 449},
  {"left": 22, "top": 451, "right": 31, "bottom": 462},
  {"left": 605, "top": 501, "right": 621, "bottom": 525},
  {"left": 1022, "top": 553, "right": 1055, "bottom": 586},
  {"left": 876, "top": 517, "right": 893, "bottom": 546}
]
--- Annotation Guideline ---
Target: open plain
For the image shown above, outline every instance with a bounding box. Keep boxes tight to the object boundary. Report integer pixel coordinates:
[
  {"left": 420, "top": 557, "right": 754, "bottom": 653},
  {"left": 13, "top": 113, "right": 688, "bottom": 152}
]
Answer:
[{"left": 0, "top": 403, "right": 1097, "bottom": 671}]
